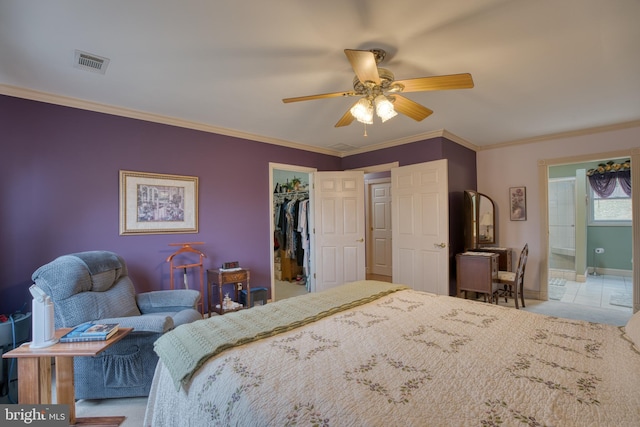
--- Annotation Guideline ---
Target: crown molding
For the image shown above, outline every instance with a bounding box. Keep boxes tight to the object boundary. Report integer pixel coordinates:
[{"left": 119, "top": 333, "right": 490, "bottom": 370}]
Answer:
[
  {"left": 480, "top": 119, "right": 640, "bottom": 151},
  {"left": 0, "top": 84, "right": 342, "bottom": 157},
  {"left": 0, "top": 84, "right": 482, "bottom": 157},
  {"left": 339, "top": 129, "right": 481, "bottom": 157}
]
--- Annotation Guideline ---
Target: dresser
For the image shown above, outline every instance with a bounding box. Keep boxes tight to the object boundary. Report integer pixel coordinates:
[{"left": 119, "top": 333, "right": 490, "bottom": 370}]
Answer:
[
  {"left": 475, "top": 247, "right": 512, "bottom": 272},
  {"left": 456, "top": 252, "right": 499, "bottom": 303}
]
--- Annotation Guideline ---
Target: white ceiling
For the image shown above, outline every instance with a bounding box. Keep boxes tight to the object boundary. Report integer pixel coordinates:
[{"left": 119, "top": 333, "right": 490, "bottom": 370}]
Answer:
[{"left": 1, "top": 0, "right": 639, "bottom": 155}]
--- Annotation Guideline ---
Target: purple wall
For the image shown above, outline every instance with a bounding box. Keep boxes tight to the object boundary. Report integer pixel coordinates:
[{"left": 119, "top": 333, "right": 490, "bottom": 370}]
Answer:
[
  {"left": 1, "top": 94, "right": 476, "bottom": 314},
  {"left": 0, "top": 95, "right": 340, "bottom": 314},
  {"left": 341, "top": 138, "right": 445, "bottom": 170}
]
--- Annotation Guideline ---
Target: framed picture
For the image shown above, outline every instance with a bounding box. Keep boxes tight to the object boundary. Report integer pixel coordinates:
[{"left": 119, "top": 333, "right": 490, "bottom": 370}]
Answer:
[
  {"left": 509, "top": 186, "right": 527, "bottom": 221},
  {"left": 119, "top": 170, "right": 198, "bottom": 235}
]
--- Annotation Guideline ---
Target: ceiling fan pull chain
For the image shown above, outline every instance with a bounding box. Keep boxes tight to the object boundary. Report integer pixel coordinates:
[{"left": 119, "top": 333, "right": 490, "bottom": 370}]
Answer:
[{"left": 363, "top": 123, "right": 367, "bottom": 137}]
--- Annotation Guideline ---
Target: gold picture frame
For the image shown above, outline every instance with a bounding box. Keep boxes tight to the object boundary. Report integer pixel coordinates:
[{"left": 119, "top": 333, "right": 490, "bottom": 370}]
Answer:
[{"left": 119, "top": 170, "right": 198, "bottom": 235}]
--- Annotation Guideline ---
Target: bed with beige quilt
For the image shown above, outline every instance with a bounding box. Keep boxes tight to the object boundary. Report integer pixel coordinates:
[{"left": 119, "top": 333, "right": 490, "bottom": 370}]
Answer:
[{"left": 145, "top": 280, "right": 640, "bottom": 426}]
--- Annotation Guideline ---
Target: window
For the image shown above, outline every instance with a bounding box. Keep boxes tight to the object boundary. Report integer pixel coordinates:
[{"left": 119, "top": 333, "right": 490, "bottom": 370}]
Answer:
[{"left": 590, "top": 180, "right": 632, "bottom": 225}]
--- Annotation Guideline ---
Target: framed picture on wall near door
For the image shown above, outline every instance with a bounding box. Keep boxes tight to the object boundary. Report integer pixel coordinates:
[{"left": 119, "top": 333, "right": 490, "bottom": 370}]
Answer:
[{"left": 509, "top": 186, "right": 527, "bottom": 221}]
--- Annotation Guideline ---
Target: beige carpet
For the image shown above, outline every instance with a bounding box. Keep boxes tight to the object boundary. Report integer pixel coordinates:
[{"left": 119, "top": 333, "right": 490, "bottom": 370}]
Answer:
[{"left": 275, "top": 278, "right": 308, "bottom": 300}]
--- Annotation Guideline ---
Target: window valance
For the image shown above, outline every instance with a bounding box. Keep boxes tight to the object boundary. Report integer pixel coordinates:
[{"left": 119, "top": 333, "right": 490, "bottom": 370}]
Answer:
[{"left": 586, "top": 160, "right": 631, "bottom": 198}]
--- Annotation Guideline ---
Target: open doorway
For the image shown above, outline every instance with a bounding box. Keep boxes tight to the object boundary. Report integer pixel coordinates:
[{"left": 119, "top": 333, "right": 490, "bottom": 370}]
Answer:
[
  {"left": 543, "top": 154, "right": 635, "bottom": 317},
  {"left": 366, "top": 177, "right": 392, "bottom": 282},
  {"left": 269, "top": 163, "right": 315, "bottom": 301},
  {"left": 358, "top": 163, "right": 398, "bottom": 284}
]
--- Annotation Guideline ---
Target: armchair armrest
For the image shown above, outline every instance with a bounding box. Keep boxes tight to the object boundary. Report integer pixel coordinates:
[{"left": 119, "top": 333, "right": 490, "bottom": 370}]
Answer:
[
  {"left": 98, "top": 314, "right": 174, "bottom": 334},
  {"left": 136, "top": 289, "right": 200, "bottom": 314}
]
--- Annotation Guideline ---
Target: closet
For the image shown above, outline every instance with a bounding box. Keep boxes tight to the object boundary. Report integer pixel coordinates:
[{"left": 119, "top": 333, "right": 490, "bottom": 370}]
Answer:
[{"left": 273, "top": 170, "right": 311, "bottom": 290}]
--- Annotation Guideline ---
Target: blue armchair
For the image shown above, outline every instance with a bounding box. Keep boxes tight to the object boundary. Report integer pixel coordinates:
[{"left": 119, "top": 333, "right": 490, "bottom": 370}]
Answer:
[{"left": 31, "top": 250, "right": 202, "bottom": 399}]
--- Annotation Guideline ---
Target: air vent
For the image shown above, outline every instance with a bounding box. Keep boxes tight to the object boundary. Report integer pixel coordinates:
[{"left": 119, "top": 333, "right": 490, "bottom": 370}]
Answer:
[
  {"left": 74, "top": 50, "right": 110, "bottom": 74},
  {"left": 329, "top": 143, "right": 357, "bottom": 152}
]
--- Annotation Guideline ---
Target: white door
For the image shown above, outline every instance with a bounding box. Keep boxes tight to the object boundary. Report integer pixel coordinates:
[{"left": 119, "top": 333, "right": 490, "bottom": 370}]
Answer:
[
  {"left": 313, "top": 171, "right": 366, "bottom": 292},
  {"left": 369, "top": 180, "right": 392, "bottom": 276},
  {"left": 392, "top": 159, "right": 449, "bottom": 295}
]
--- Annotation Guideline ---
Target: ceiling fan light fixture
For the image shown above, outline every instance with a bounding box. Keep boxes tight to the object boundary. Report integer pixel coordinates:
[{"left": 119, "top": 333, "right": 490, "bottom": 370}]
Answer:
[
  {"left": 374, "top": 95, "right": 397, "bottom": 122},
  {"left": 351, "top": 98, "right": 373, "bottom": 124}
]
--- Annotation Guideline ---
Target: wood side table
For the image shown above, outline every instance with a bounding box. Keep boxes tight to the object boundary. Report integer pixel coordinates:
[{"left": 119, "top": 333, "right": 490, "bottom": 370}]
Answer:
[
  {"left": 456, "top": 252, "right": 499, "bottom": 303},
  {"left": 2, "top": 327, "right": 132, "bottom": 426},
  {"left": 207, "top": 268, "right": 251, "bottom": 315}
]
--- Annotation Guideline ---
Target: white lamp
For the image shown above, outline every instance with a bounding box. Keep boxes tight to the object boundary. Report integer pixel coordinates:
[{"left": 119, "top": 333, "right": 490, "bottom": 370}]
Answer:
[
  {"left": 374, "top": 95, "right": 397, "bottom": 122},
  {"left": 350, "top": 98, "right": 373, "bottom": 124},
  {"left": 480, "top": 212, "right": 492, "bottom": 239}
]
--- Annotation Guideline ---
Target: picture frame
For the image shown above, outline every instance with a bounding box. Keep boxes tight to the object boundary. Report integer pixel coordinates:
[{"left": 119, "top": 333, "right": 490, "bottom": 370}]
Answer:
[
  {"left": 119, "top": 170, "right": 198, "bottom": 235},
  {"left": 509, "top": 186, "right": 527, "bottom": 221}
]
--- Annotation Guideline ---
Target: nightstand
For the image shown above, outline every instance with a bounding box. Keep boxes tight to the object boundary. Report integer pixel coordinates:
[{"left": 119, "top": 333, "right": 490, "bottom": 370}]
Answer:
[{"left": 207, "top": 268, "right": 251, "bottom": 315}]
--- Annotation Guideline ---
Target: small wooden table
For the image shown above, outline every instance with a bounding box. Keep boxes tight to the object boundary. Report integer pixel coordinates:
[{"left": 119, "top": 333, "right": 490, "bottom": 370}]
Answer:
[
  {"left": 2, "top": 327, "right": 132, "bottom": 426},
  {"left": 207, "top": 268, "right": 251, "bottom": 315},
  {"left": 456, "top": 252, "right": 500, "bottom": 303}
]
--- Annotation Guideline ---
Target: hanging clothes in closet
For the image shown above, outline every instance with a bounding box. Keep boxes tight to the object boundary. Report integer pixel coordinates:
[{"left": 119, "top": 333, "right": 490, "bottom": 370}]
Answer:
[{"left": 274, "top": 192, "right": 309, "bottom": 281}]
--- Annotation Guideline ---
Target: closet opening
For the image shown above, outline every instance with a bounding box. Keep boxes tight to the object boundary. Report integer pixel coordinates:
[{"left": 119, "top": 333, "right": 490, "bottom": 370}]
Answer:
[{"left": 269, "top": 163, "right": 315, "bottom": 301}]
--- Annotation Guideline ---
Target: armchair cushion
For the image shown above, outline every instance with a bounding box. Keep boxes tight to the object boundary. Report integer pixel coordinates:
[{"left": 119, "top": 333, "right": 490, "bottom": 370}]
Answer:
[
  {"left": 137, "top": 289, "right": 201, "bottom": 314},
  {"left": 32, "top": 253, "right": 141, "bottom": 327},
  {"left": 99, "top": 314, "right": 174, "bottom": 334}
]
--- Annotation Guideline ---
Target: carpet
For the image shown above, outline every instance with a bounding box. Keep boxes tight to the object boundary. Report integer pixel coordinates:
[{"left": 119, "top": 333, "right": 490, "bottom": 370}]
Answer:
[
  {"left": 610, "top": 291, "right": 633, "bottom": 308},
  {"left": 522, "top": 300, "right": 632, "bottom": 326},
  {"left": 548, "top": 278, "right": 567, "bottom": 301}
]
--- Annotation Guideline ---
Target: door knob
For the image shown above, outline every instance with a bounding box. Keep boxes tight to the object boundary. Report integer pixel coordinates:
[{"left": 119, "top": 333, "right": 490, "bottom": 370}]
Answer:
[
  {"left": 435, "top": 242, "right": 447, "bottom": 248},
  {"left": 356, "top": 238, "right": 364, "bottom": 242}
]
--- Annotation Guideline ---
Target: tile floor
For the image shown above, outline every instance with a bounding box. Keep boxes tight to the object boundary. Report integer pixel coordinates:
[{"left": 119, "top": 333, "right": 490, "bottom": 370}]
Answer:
[{"left": 550, "top": 274, "right": 633, "bottom": 313}]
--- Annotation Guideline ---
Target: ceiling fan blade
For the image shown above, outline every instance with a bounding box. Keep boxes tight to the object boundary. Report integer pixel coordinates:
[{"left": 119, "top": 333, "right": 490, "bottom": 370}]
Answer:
[
  {"left": 395, "top": 73, "right": 474, "bottom": 93},
  {"left": 393, "top": 95, "right": 433, "bottom": 121},
  {"left": 335, "top": 104, "right": 356, "bottom": 127},
  {"left": 344, "top": 49, "right": 381, "bottom": 85},
  {"left": 283, "top": 90, "right": 356, "bottom": 103}
]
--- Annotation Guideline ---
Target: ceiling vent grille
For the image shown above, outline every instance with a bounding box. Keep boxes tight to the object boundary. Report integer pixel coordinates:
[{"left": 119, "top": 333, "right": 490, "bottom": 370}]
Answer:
[
  {"left": 329, "top": 143, "right": 357, "bottom": 152},
  {"left": 74, "top": 50, "right": 110, "bottom": 74}
]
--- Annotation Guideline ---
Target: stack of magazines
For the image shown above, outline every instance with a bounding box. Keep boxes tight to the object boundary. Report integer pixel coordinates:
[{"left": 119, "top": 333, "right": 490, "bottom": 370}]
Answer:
[{"left": 59, "top": 322, "right": 119, "bottom": 343}]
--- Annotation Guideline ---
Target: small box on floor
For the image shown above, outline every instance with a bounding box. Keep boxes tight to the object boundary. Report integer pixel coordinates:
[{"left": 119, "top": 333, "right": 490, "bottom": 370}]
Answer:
[{"left": 240, "top": 288, "right": 268, "bottom": 307}]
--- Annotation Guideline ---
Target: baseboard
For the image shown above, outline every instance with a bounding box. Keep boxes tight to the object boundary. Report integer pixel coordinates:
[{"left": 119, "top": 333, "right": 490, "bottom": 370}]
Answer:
[{"left": 589, "top": 267, "right": 633, "bottom": 277}]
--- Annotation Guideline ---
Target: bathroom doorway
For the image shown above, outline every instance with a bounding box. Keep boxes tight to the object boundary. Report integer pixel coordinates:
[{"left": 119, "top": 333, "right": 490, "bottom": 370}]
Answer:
[{"left": 546, "top": 159, "right": 633, "bottom": 313}]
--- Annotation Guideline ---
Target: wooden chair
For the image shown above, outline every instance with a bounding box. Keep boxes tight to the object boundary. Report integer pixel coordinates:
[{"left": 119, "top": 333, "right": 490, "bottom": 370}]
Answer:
[{"left": 494, "top": 243, "right": 528, "bottom": 309}]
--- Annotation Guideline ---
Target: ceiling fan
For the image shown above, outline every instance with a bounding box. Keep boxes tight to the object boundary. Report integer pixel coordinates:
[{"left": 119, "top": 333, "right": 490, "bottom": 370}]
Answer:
[{"left": 283, "top": 48, "right": 474, "bottom": 128}]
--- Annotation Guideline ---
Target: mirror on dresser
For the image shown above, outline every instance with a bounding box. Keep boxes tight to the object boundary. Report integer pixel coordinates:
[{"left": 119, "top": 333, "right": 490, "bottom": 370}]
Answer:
[
  {"left": 463, "top": 190, "right": 513, "bottom": 272},
  {"left": 463, "top": 190, "right": 495, "bottom": 249}
]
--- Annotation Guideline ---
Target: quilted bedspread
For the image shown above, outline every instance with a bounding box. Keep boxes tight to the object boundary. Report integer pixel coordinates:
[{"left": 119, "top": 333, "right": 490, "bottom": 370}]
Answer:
[{"left": 145, "top": 282, "right": 640, "bottom": 426}]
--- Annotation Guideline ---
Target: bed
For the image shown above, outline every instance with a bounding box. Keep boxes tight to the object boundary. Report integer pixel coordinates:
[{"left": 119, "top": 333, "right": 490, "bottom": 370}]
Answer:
[{"left": 145, "top": 280, "right": 640, "bottom": 426}]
